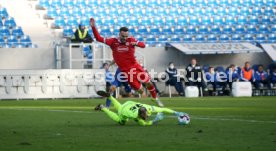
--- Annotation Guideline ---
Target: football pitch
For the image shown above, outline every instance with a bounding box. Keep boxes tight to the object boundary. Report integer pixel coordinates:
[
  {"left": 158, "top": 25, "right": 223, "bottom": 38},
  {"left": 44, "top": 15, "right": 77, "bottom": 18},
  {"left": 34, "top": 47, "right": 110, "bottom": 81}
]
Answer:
[{"left": 0, "top": 97, "right": 276, "bottom": 151}]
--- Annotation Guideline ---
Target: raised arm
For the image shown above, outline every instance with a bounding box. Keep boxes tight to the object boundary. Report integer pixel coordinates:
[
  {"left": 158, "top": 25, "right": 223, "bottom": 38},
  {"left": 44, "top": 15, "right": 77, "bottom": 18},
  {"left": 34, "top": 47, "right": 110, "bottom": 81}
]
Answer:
[{"left": 90, "top": 18, "right": 112, "bottom": 45}]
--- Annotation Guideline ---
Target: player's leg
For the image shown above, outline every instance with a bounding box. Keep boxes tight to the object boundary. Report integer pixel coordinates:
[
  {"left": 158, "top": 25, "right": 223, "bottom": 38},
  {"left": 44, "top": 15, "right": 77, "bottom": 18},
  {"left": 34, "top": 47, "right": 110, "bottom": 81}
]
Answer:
[
  {"left": 95, "top": 104, "right": 126, "bottom": 125},
  {"left": 97, "top": 91, "right": 122, "bottom": 111}
]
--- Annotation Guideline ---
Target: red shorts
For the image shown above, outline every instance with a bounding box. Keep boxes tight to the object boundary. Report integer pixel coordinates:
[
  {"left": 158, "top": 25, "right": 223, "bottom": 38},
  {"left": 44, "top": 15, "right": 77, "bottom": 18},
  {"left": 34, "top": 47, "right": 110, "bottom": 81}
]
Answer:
[{"left": 122, "top": 64, "right": 151, "bottom": 90}]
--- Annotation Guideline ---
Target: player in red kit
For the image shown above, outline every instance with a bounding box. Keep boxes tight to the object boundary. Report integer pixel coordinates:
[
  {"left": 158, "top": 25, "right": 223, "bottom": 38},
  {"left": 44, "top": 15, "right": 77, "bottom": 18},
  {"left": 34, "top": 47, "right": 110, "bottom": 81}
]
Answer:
[{"left": 90, "top": 18, "right": 164, "bottom": 107}]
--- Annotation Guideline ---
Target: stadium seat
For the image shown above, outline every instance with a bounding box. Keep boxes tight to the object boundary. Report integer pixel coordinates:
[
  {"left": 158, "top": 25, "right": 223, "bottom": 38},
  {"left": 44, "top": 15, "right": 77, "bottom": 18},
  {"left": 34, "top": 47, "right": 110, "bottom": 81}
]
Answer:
[
  {"left": 54, "top": 16, "right": 66, "bottom": 28},
  {"left": 239, "top": 6, "right": 250, "bottom": 15},
  {"left": 186, "top": 25, "right": 197, "bottom": 34},
  {"left": 256, "top": 34, "right": 266, "bottom": 43},
  {"left": 268, "top": 34, "right": 276, "bottom": 43},
  {"left": 117, "top": 7, "right": 129, "bottom": 17},
  {"left": 4, "top": 17, "right": 16, "bottom": 28},
  {"left": 179, "top": 7, "right": 190, "bottom": 16},
  {"left": 254, "top": 0, "right": 265, "bottom": 7},
  {"left": 193, "top": 7, "right": 203, "bottom": 16},
  {"left": 219, "top": 34, "right": 230, "bottom": 42},
  {"left": 207, "top": 34, "right": 217, "bottom": 42},
  {"left": 7, "top": 36, "right": 18, "bottom": 47},
  {"left": 147, "top": 0, "right": 159, "bottom": 7},
  {"left": 157, "top": 35, "right": 168, "bottom": 44},
  {"left": 127, "top": 26, "right": 136, "bottom": 35},
  {"left": 67, "top": 17, "right": 79, "bottom": 28},
  {"left": 63, "top": 0, "right": 75, "bottom": 8},
  {"left": 201, "top": 15, "right": 212, "bottom": 25},
  {"left": 0, "top": 26, "right": 10, "bottom": 37},
  {"left": 20, "top": 35, "right": 32, "bottom": 47},
  {"left": 244, "top": 34, "right": 254, "bottom": 42},
  {"left": 149, "top": 25, "right": 161, "bottom": 35},
  {"left": 37, "top": 0, "right": 50, "bottom": 9},
  {"left": 247, "top": 25, "right": 257, "bottom": 33},
  {"left": 210, "top": 25, "right": 221, "bottom": 34},
  {"left": 271, "top": 25, "right": 276, "bottom": 33},
  {"left": 46, "top": 7, "right": 58, "bottom": 19},
  {"left": 156, "top": 7, "right": 167, "bottom": 17},
  {"left": 165, "top": 16, "right": 176, "bottom": 26},
  {"left": 75, "top": 0, "right": 87, "bottom": 7},
  {"left": 213, "top": 15, "right": 225, "bottom": 25},
  {"left": 232, "top": 34, "right": 242, "bottom": 42},
  {"left": 2, "top": 44, "right": 11, "bottom": 48},
  {"left": 195, "top": 34, "right": 206, "bottom": 42},
  {"left": 153, "top": 16, "right": 164, "bottom": 26},
  {"left": 169, "top": 7, "right": 179, "bottom": 16},
  {"left": 124, "top": 0, "right": 137, "bottom": 7},
  {"left": 116, "top": 16, "right": 129, "bottom": 26},
  {"left": 216, "top": 7, "right": 227, "bottom": 16},
  {"left": 177, "top": 16, "right": 188, "bottom": 26},
  {"left": 59, "top": 7, "right": 70, "bottom": 18},
  {"left": 225, "top": 15, "right": 237, "bottom": 25},
  {"left": 170, "top": 35, "right": 181, "bottom": 43},
  {"left": 264, "top": 7, "right": 274, "bottom": 15},
  {"left": 63, "top": 26, "right": 74, "bottom": 37},
  {"left": 234, "top": 25, "right": 246, "bottom": 34},
  {"left": 248, "top": 15, "right": 259, "bottom": 25},
  {"left": 128, "top": 17, "right": 140, "bottom": 26},
  {"left": 0, "top": 20, "right": 2, "bottom": 27},
  {"left": 137, "top": 26, "right": 149, "bottom": 35},
  {"left": 196, "top": 0, "right": 207, "bottom": 7},
  {"left": 183, "top": 34, "right": 193, "bottom": 42},
  {"left": 134, "top": 35, "right": 144, "bottom": 42},
  {"left": 198, "top": 25, "right": 209, "bottom": 34},
  {"left": 71, "top": 7, "right": 83, "bottom": 18},
  {"left": 261, "top": 16, "right": 271, "bottom": 24},
  {"left": 220, "top": 0, "right": 230, "bottom": 6},
  {"left": 189, "top": 16, "right": 200, "bottom": 25},
  {"left": 51, "top": 0, "right": 62, "bottom": 8},
  {"left": 207, "top": 0, "right": 218, "bottom": 6},
  {"left": 0, "top": 36, "right": 4, "bottom": 44},
  {"left": 99, "top": 26, "right": 111, "bottom": 36},
  {"left": 267, "top": 0, "right": 276, "bottom": 6},
  {"left": 204, "top": 7, "right": 215, "bottom": 16},
  {"left": 12, "top": 26, "right": 24, "bottom": 37},
  {"left": 237, "top": 15, "right": 248, "bottom": 25},
  {"left": 231, "top": 0, "right": 242, "bottom": 7},
  {"left": 215, "top": 66, "right": 225, "bottom": 72},
  {"left": 161, "top": 25, "right": 173, "bottom": 35},
  {"left": 228, "top": 7, "right": 239, "bottom": 16},
  {"left": 183, "top": 0, "right": 194, "bottom": 7},
  {"left": 79, "top": 17, "right": 90, "bottom": 27},
  {"left": 222, "top": 25, "right": 234, "bottom": 34},
  {"left": 173, "top": 25, "right": 185, "bottom": 35},
  {"left": 141, "top": 16, "right": 152, "bottom": 26},
  {"left": 243, "top": 0, "right": 253, "bottom": 6},
  {"left": 258, "top": 24, "right": 269, "bottom": 33},
  {"left": 146, "top": 35, "right": 157, "bottom": 46},
  {"left": 252, "top": 7, "right": 263, "bottom": 16}
]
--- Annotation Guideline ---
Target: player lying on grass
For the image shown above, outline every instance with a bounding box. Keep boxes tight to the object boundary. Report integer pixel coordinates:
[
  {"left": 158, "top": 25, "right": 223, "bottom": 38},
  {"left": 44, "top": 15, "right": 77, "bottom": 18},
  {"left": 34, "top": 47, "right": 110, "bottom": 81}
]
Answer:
[{"left": 95, "top": 91, "right": 189, "bottom": 126}]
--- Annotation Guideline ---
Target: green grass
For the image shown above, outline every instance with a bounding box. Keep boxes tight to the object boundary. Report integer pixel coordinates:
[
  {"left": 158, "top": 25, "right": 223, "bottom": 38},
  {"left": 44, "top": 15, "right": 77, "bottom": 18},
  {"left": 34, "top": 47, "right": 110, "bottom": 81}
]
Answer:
[{"left": 0, "top": 97, "right": 276, "bottom": 151}]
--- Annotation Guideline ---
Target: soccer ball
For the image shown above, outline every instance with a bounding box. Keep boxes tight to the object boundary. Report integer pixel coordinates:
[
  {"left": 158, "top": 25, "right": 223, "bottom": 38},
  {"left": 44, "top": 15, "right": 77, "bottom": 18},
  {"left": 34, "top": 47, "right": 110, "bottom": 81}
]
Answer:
[{"left": 178, "top": 113, "right": 190, "bottom": 125}]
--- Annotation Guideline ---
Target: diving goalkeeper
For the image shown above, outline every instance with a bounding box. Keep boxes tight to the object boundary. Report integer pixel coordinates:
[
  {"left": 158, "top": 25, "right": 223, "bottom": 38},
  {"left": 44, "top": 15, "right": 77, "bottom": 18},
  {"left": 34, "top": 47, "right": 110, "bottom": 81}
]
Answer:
[{"left": 95, "top": 91, "right": 187, "bottom": 126}]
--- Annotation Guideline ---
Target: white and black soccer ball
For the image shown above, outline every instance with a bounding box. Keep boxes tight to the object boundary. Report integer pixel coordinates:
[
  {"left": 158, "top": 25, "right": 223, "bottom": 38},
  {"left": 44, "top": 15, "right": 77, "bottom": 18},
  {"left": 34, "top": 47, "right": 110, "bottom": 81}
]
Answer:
[{"left": 178, "top": 113, "right": 190, "bottom": 125}]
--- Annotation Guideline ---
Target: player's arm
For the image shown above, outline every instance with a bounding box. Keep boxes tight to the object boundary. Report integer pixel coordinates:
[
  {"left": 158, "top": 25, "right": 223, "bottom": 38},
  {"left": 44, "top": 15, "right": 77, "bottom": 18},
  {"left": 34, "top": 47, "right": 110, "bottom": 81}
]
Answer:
[
  {"left": 90, "top": 18, "right": 112, "bottom": 46},
  {"left": 136, "top": 118, "right": 153, "bottom": 126},
  {"left": 131, "top": 38, "right": 145, "bottom": 48}
]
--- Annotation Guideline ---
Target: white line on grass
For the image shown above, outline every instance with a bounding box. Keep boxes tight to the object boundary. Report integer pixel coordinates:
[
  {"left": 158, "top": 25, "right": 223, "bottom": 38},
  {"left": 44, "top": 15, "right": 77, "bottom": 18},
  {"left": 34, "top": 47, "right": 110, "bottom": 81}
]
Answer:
[{"left": 2, "top": 108, "right": 276, "bottom": 124}]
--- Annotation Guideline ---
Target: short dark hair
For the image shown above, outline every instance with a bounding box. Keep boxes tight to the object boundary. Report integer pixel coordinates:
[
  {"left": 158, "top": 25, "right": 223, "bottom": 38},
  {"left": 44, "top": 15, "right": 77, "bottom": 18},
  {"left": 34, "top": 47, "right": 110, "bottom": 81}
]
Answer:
[
  {"left": 138, "top": 107, "right": 147, "bottom": 120},
  {"left": 102, "top": 63, "right": 108, "bottom": 67},
  {"left": 120, "top": 27, "right": 129, "bottom": 32}
]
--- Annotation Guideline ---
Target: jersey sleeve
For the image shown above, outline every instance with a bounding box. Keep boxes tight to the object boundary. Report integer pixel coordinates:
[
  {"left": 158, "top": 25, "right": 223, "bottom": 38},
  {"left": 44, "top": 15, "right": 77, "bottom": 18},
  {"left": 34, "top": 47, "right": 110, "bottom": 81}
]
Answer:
[
  {"left": 92, "top": 27, "right": 113, "bottom": 46},
  {"left": 132, "top": 38, "right": 145, "bottom": 48},
  {"left": 137, "top": 118, "right": 153, "bottom": 126}
]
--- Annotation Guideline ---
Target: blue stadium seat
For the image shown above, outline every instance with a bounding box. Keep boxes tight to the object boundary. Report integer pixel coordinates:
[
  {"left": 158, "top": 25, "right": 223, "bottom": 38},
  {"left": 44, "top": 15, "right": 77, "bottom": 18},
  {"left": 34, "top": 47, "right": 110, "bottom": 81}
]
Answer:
[
  {"left": 158, "top": 35, "right": 168, "bottom": 44},
  {"left": 186, "top": 25, "right": 197, "bottom": 34},
  {"left": 268, "top": 34, "right": 276, "bottom": 43},
  {"left": 161, "top": 25, "right": 173, "bottom": 35},
  {"left": 228, "top": 7, "right": 239, "bottom": 16},
  {"left": 222, "top": 25, "right": 233, "bottom": 34},
  {"left": 7, "top": 35, "right": 18, "bottom": 46},
  {"left": 201, "top": 15, "right": 212, "bottom": 25},
  {"left": 75, "top": 0, "right": 87, "bottom": 7},
  {"left": 244, "top": 34, "right": 254, "bottom": 42},
  {"left": 0, "top": 20, "right": 2, "bottom": 26},
  {"left": 264, "top": 7, "right": 274, "bottom": 15},
  {"left": 207, "top": 34, "right": 217, "bottom": 42},
  {"left": 248, "top": 15, "right": 259, "bottom": 25},
  {"left": 145, "top": 7, "right": 155, "bottom": 17},
  {"left": 204, "top": 7, "right": 215, "bottom": 16},
  {"left": 203, "top": 65, "right": 209, "bottom": 73},
  {"left": 146, "top": 35, "right": 157, "bottom": 46},
  {"left": 116, "top": 16, "right": 128, "bottom": 26},
  {"left": 54, "top": 16, "right": 66, "bottom": 28},
  {"left": 256, "top": 34, "right": 266, "bottom": 43},
  {"left": 173, "top": 25, "right": 184, "bottom": 35},
  {"left": 195, "top": 34, "right": 205, "bottom": 42},
  {"left": 141, "top": 16, "right": 152, "bottom": 26},
  {"left": 271, "top": 25, "right": 276, "bottom": 33},
  {"left": 231, "top": 0, "right": 242, "bottom": 7},
  {"left": 124, "top": 0, "right": 137, "bottom": 7},
  {"left": 127, "top": 17, "right": 139, "bottom": 26},
  {"left": 239, "top": 6, "right": 250, "bottom": 15},
  {"left": 79, "top": 17, "right": 90, "bottom": 27},
  {"left": 102, "top": 16, "right": 115, "bottom": 26},
  {"left": 128, "top": 26, "right": 136, "bottom": 35},
  {"left": 215, "top": 66, "right": 225, "bottom": 72},
  {"left": 20, "top": 35, "right": 32, "bottom": 47},
  {"left": 179, "top": 7, "right": 190, "bottom": 16},
  {"left": 59, "top": 7, "right": 70, "bottom": 18},
  {"left": 196, "top": 0, "right": 207, "bottom": 7},
  {"left": 169, "top": 7, "right": 179, "bottom": 16},
  {"left": 193, "top": 7, "right": 203, "bottom": 16},
  {"left": 0, "top": 26, "right": 10, "bottom": 37},
  {"left": 252, "top": 7, "right": 262, "bottom": 16},
  {"left": 51, "top": 0, "right": 62, "bottom": 8},
  {"left": 149, "top": 25, "right": 161, "bottom": 35},
  {"left": 225, "top": 15, "right": 237, "bottom": 25},
  {"left": 157, "top": 7, "right": 167, "bottom": 17},
  {"left": 189, "top": 16, "right": 200, "bottom": 25},
  {"left": 71, "top": 7, "right": 83, "bottom": 18},
  {"left": 0, "top": 7, "right": 8, "bottom": 18},
  {"left": 170, "top": 35, "right": 181, "bottom": 43},
  {"left": 247, "top": 25, "right": 257, "bottom": 33},
  {"left": 213, "top": 15, "right": 225, "bottom": 25},
  {"left": 63, "top": 0, "right": 75, "bottom": 8},
  {"left": 147, "top": 0, "right": 159, "bottom": 7},
  {"left": 198, "top": 25, "right": 209, "bottom": 34},
  {"left": 272, "top": 17, "right": 276, "bottom": 24},
  {"left": 234, "top": 25, "right": 246, "bottom": 34},
  {"left": 46, "top": 7, "right": 58, "bottom": 19},
  {"left": 117, "top": 7, "right": 129, "bottom": 17},
  {"left": 63, "top": 26, "right": 74, "bottom": 37},
  {"left": 216, "top": 7, "right": 227, "bottom": 16},
  {"left": 207, "top": 0, "right": 218, "bottom": 6},
  {"left": 99, "top": 26, "right": 111, "bottom": 36},
  {"left": 267, "top": 0, "right": 276, "bottom": 6},
  {"left": 153, "top": 16, "right": 164, "bottom": 26},
  {"left": 243, "top": 0, "right": 253, "bottom": 6},
  {"left": 2, "top": 44, "right": 11, "bottom": 48},
  {"left": 210, "top": 25, "right": 221, "bottom": 34},
  {"left": 254, "top": 0, "right": 265, "bottom": 7},
  {"left": 237, "top": 15, "right": 248, "bottom": 25},
  {"left": 137, "top": 26, "right": 149, "bottom": 35},
  {"left": 183, "top": 0, "right": 194, "bottom": 7},
  {"left": 219, "top": 34, "right": 230, "bottom": 42},
  {"left": 4, "top": 17, "right": 16, "bottom": 28},
  {"left": 258, "top": 24, "right": 269, "bottom": 33},
  {"left": 85, "top": 7, "right": 97, "bottom": 18},
  {"left": 12, "top": 26, "right": 24, "bottom": 37},
  {"left": 165, "top": 16, "right": 176, "bottom": 26},
  {"left": 0, "top": 36, "right": 4, "bottom": 44},
  {"left": 108, "top": 7, "right": 118, "bottom": 17},
  {"left": 67, "top": 17, "right": 78, "bottom": 28},
  {"left": 134, "top": 35, "right": 144, "bottom": 42},
  {"left": 183, "top": 34, "right": 193, "bottom": 42},
  {"left": 220, "top": 0, "right": 230, "bottom": 6},
  {"left": 177, "top": 16, "right": 188, "bottom": 26},
  {"left": 37, "top": 0, "right": 50, "bottom": 9},
  {"left": 261, "top": 16, "right": 271, "bottom": 24},
  {"left": 232, "top": 34, "right": 242, "bottom": 42}
]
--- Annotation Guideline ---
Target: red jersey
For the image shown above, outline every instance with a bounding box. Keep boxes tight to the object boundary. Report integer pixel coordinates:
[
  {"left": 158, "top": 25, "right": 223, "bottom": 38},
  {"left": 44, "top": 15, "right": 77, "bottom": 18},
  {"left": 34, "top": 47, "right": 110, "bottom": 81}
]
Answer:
[{"left": 92, "top": 27, "right": 146, "bottom": 71}]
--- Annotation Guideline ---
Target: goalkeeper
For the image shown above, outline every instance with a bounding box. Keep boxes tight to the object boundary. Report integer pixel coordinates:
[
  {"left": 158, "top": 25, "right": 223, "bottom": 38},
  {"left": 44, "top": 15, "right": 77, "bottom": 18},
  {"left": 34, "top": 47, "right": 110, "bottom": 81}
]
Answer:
[{"left": 95, "top": 91, "right": 184, "bottom": 126}]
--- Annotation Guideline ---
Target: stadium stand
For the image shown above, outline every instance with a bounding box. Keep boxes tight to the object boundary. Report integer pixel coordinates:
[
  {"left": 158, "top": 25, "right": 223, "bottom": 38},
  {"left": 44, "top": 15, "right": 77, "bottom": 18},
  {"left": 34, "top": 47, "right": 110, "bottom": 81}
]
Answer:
[{"left": 0, "top": 6, "right": 35, "bottom": 48}]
